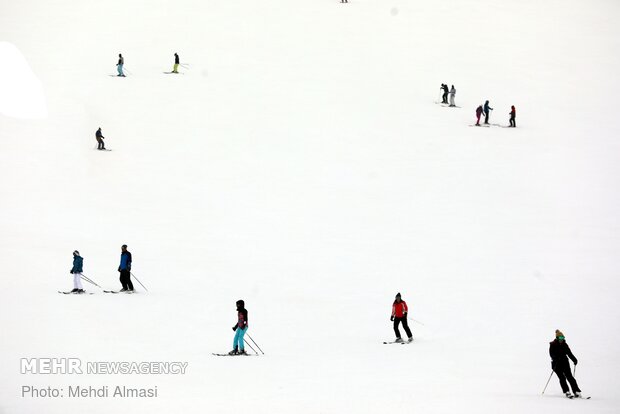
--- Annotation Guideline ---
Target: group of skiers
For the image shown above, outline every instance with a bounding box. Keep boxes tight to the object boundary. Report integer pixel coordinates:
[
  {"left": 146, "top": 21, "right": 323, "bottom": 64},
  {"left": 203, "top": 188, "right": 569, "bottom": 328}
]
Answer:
[
  {"left": 438, "top": 83, "right": 516, "bottom": 127},
  {"left": 474, "top": 101, "right": 517, "bottom": 127},
  {"left": 68, "top": 245, "right": 133, "bottom": 293},
  {"left": 115, "top": 53, "right": 182, "bottom": 76},
  {"left": 439, "top": 83, "right": 457, "bottom": 107}
]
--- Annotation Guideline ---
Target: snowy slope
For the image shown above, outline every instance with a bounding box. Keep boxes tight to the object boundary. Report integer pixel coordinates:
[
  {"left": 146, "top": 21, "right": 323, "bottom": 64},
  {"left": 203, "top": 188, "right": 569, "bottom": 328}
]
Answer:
[{"left": 1, "top": 0, "right": 619, "bottom": 413}]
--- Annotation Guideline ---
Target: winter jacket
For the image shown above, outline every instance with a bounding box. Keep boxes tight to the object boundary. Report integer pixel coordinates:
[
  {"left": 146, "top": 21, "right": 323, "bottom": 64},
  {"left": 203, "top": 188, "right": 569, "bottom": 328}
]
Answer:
[
  {"left": 549, "top": 339, "right": 578, "bottom": 368},
  {"left": 96, "top": 129, "right": 104, "bottom": 139},
  {"left": 392, "top": 300, "right": 409, "bottom": 318},
  {"left": 476, "top": 106, "right": 483, "bottom": 116},
  {"left": 442, "top": 84, "right": 449, "bottom": 93},
  {"left": 484, "top": 102, "right": 493, "bottom": 114},
  {"left": 450, "top": 87, "right": 456, "bottom": 96},
  {"left": 71, "top": 255, "right": 83, "bottom": 274},
  {"left": 236, "top": 308, "right": 248, "bottom": 330},
  {"left": 510, "top": 107, "right": 516, "bottom": 118},
  {"left": 118, "top": 56, "right": 124, "bottom": 65},
  {"left": 119, "top": 251, "right": 132, "bottom": 271},
  {"left": 174, "top": 54, "right": 180, "bottom": 64}
]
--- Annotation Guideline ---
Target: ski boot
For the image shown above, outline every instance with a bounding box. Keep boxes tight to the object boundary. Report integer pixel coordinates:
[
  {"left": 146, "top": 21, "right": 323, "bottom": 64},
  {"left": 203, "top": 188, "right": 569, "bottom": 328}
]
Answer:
[
  {"left": 119, "top": 288, "right": 128, "bottom": 292},
  {"left": 228, "top": 347, "right": 238, "bottom": 356},
  {"left": 395, "top": 337, "right": 404, "bottom": 343},
  {"left": 408, "top": 336, "right": 414, "bottom": 343},
  {"left": 238, "top": 350, "right": 248, "bottom": 356},
  {"left": 574, "top": 392, "right": 582, "bottom": 398},
  {"left": 70, "top": 288, "right": 78, "bottom": 293},
  {"left": 565, "top": 392, "right": 573, "bottom": 399}
]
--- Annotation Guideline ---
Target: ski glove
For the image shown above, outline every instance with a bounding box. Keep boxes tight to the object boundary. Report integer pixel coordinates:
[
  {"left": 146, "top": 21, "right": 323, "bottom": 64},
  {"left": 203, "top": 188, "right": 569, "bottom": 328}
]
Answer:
[
  {"left": 390, "top": 316, "right": 394, "bottom": 321},
  {"left": 232, "top": 325, "right": 237, "bottom": 331}
]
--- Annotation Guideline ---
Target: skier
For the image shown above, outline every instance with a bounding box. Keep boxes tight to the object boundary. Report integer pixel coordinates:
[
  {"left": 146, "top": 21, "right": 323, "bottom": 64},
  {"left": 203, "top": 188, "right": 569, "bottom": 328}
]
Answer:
[
  {"left": 229, "top": 299, "right": 249, "bottom": 355},
  {"left": 116, "top": 54, "right": 125, "bottom": 77},
  {"left": 440, "top": 83, "right": 449, "bottom": 104},
  {"left": 475, "top": 105, "right": 484, "bottom": 126},
  {"left": 172, "top": 53, "right": 180, "bottom": 73},
  {"left": 95, "top": 127, "right": 105, "bottom": 150},
  {"left": 549, "top": 329, "right": 583, "bottom": 398},
  {"left": 390, "top": 292, "right": 413, "bottom": 342},
  {"left": 449, "top": 85, "right": 456, "bottom": 107},
  {"left": 118, "top": 244, "right": 133, "bottom": 292},
  {"left": 509, "top": 105, "right": 516, "bottom": 127},
  {"left": 69, "top": 250, "right": 85, "bottom": 293},
  {"left": 340, "top": 0, "right": 348, "bottom": 3},
  {"left": 483, "top": 100, "right": 493, "bottom": 124}
]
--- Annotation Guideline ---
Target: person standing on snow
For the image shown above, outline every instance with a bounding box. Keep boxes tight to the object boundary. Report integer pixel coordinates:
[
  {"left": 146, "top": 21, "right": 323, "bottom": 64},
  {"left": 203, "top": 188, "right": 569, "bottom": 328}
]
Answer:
[
  {"left": 549, "top": 329, "right": 583, "bottom": 398},
  {"left": 117, "top": 53, "right": 125, "bottom": 77},
  {"left": 509, "top": 105, "right": 516, "bottom": 127},
  {"left": 441, "top": 83, "right": 449, "bottom": 104},
  {"left": 483, "top": 100, "right": 493, "bottom": 124},
  {"left": 390, "top": 293, "right": 413, "bottom": 342},
  {"left": 229, "top": 300, "right": 249, "bottom": 355},
  {"left": 475, "top": 105, "right": 484, "bottom": 126},
  {"left": 118, "top": 244, "right": 133, "bottom": 292},
  {"left": 69, "top": 250, "right": 85, "bottom": 293},
  {"left": 449, "top": 85, "right": 456, "bottom": 107},
  {"left": 172, "top": 53, "right": 180, "bottom": 73},
  {"left": 95, "top": 127, "right": 105, "bottom": 150}
]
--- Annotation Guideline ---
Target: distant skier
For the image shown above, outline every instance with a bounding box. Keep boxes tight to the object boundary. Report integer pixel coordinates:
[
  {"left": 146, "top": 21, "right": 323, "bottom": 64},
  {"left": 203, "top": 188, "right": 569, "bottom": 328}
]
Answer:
[
  {"left": 118, "top": 244, "right": 133, "bottom": 292},
  {"left": 440, "top": 83, "right": 449, "bottom": 104},
  {"left": 95, "top": 127, "right": 105, "bottom": 150},
  {"left": 475, "top": 105, "right": 483, "bottom": 126},
  {"left": 229, "top": 300, "right": 249, "bottom": 355},
  {"left": 549, "top": 329, "right": 583, "bottom": 398},
  {"left": 173, "top": 53, "right": 180, "bottom": 73},
  {"left": 69, "top": 250, "right": 85, "bottom": 293},
  {"left": 449, "top": 85, "right": 456, "bottom": 107},
  {"left": 116, "top": 54, "right": 125, "bottom": 77},
  {"left": 483, "top": 100, "right": 493, "bottom": 124},
  {"left": 509, "top": 105, "right": 516, "bottom": 127},
  {"left": 340, "top": 0, "right": 348, "bottom": 3},
  {"left": 390, "top": 293, "right": 413, "bottom": 342}
]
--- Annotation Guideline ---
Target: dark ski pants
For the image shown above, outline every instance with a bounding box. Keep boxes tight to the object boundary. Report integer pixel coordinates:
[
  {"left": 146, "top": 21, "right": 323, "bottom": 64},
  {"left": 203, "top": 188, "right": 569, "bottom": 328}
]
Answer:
[
  {"left": 442, "top": 92, "right": 448, "bottom": 103},
  {"left": 509, "top": 116, "right": 516, "bottom": 127},
  {"left": 119, "top": 269, "right": 134, "bottom": 290},
  {"left": 476, "top": 114, "right": 482, "bottom": 125},
  {"left": 484, "top": 112, "right": 490, "bottom": 124},
  {"left": 554, "top": 364, "right": 581, "bottom": 394},
  {"left": 393, "top": 317, "right": 412, "bottom": 339},
  {"left": 97, "top": 138, "right": 105, "bottom": 149}
]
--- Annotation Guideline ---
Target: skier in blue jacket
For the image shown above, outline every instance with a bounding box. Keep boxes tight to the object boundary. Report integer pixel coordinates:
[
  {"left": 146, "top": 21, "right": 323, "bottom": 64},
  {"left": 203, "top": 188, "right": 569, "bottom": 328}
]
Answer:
[
  {"left": 118, "top": 244, "right": 134, "bottom": 292},
  {"left": 70, "top": 250, "right": 85, "bottom": 293},
  {"left": 483, "top": 100, "right": 493, "bottom": 124}
]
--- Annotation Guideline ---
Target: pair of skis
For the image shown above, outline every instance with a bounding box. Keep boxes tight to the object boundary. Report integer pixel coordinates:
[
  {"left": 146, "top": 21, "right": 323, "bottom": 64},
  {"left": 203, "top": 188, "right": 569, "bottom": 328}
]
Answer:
[{"left": 383, "top": 339, "right": 413, "bottom": 345}]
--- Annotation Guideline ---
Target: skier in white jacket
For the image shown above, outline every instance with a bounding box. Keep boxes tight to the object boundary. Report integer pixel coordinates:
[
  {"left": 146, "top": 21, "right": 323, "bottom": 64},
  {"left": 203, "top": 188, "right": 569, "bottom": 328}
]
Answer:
[{"left": 449, "top": 85, "right": 456, "bottom": 107}]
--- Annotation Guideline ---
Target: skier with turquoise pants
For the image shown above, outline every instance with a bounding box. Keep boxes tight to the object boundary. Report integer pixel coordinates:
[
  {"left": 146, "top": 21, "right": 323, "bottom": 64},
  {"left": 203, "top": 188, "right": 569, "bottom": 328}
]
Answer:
[
  {"left": 229, "top": 300, "right": 248, "bottom": 355},
  {"left": 116, "top": 53, "right": 125, "bottom": 77}
]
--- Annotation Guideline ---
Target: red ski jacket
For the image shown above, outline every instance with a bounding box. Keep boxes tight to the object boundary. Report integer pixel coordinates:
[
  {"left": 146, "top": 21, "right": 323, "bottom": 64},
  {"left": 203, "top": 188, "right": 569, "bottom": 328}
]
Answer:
[{"left": 392, "top": 301, "right": 409, "bottom": 318}]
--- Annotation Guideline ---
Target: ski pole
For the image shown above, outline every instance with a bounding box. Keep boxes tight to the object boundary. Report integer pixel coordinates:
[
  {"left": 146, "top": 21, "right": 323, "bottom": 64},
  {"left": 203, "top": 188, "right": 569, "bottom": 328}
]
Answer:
[
  {"left": 542, "top": 370, "right": 554, "bottom": 395},
  {"left": 123, "top": 67, "right": 133, "bottom": 75},
  {"left": 130, "top": 272, "right": 148, "bottom": 292},
  {"left": 573, "top": 364, "right": 576, "bottom": 377},
  {"left": 80, "top": 274, "right": 102, "bottom": 288},
  {"left": 411, "top": 318, "right": 425, "bottom": 326},
  {"left": 243, "top": 338, "right": 258, "bottom": 355},
  {"left": 246, "top": 333, "right": 265, "bottom": 354},
  {"left": 180, "top": 63, "right": 190, "bottom": 69}
]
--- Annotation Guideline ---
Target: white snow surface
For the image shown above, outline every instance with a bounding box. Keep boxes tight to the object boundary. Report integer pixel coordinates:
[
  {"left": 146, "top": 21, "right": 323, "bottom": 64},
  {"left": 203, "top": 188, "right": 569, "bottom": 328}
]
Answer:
[{"left": 1, "top": 0, "right": 619, "bottom": 413}]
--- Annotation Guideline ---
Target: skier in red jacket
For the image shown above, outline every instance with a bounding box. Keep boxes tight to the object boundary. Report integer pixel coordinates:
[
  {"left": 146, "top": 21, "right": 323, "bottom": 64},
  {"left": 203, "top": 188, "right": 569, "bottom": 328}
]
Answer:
[{"left": 391, "top": 293, "right": 413, "bottom": 342}]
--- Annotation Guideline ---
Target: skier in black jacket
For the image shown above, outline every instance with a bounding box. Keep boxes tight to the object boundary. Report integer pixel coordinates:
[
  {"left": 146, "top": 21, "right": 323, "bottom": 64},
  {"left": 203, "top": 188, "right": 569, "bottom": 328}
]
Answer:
[
  {"left": 549, "top": 329, "right": 582, "bottom": 398},
  {"left": 95, "top": 127, "right": 105, "bottom": 150},
  {"left": 440, "top": 83, "right": 449, "bottom": 104}
]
